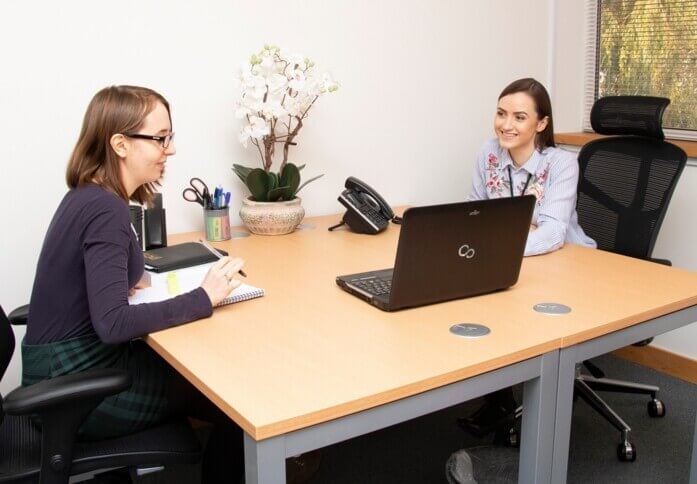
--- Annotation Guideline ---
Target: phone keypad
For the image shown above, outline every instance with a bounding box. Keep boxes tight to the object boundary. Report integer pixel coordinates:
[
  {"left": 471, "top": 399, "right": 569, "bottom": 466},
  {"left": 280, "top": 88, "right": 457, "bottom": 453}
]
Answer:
[{"left": 365, "top": 207, "right": 388, "bottom": 224}]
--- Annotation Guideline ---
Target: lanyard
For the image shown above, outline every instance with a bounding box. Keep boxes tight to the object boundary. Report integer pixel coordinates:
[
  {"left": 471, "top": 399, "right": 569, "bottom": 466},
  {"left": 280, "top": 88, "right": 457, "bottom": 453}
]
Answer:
[{"left": 507, "top": 165, "right": 533, "bottom": 197}]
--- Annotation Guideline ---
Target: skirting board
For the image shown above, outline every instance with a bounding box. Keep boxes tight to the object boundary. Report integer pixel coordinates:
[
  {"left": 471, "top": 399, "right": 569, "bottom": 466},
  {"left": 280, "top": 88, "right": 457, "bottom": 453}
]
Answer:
[{"left": 613, "top": 345, "right": 697, "bottom": 385}]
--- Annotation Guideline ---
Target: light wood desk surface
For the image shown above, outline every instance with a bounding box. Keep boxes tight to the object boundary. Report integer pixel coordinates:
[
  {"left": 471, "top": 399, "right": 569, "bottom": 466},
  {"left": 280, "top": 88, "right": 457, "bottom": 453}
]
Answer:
[
  {"left": 521, "top": 245, "right": 697, "bottom": 347},
  {"left": 147, "top": 212, "right": 561, "bottom": 441},
  {"left": 146, "top": 212, "right": 697, "bottom": 443}
]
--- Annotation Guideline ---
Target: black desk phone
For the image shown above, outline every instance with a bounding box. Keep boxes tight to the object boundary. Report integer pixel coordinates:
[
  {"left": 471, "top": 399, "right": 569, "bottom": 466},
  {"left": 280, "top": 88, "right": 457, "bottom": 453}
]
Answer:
[{"left": 329, "top": 177, "right": 400, "bottom": 234}]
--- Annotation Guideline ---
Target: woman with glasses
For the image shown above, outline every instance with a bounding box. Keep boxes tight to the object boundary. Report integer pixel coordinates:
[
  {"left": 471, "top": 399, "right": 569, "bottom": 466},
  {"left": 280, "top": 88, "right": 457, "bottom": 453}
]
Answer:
[{"left": 23, "top": 85, "right": 245, "bottom": 482}]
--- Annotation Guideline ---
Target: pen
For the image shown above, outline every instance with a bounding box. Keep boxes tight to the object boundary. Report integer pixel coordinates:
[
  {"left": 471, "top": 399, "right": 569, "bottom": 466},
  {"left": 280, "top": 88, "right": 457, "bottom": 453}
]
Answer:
[{"left": 198, "top": 238, "right": 247, "bottom": 277}]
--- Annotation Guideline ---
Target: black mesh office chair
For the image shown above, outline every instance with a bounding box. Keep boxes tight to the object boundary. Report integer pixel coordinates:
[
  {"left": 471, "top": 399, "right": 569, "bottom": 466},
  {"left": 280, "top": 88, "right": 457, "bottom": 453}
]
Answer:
[
  {"left": 0, "top": 305, "right": 202, "bottom": 483},
  {"left": 574, "top": 95, "right": 687, "bottom": 461}
]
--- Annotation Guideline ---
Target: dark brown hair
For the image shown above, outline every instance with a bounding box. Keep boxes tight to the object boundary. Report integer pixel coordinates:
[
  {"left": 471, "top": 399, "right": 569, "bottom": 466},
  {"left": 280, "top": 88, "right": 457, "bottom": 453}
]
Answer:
[
  {"left": 66, "top": 85, "right": 171, "bottom": 205},
  {"left": 498, "top": 78, "right": 555, "bottom": 152}
]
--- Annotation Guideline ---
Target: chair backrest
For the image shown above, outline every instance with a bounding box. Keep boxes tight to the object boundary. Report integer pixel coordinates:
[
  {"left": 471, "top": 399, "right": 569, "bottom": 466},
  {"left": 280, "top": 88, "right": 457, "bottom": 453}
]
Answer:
[
  {"left": 577, "top": 96, "right": 687, "bottom": 259},
  {"left": 0, "top": 306, "right": 16, "bottom": 425},
  {"left": 0, "top": 306, "right": 15, "bottom": 383}
]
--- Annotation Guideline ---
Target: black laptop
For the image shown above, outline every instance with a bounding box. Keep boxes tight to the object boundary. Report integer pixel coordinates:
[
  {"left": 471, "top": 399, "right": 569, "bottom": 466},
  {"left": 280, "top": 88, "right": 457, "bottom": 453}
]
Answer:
[{"left": 336, "top": 195, "right": 536, "bottom": 311}]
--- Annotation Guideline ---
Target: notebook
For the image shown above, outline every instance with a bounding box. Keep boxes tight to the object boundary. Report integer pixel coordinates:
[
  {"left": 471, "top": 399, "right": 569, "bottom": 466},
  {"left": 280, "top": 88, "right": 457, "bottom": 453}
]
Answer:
[
  {"left": 336, "top": 196, "right": 535, "bottom": 311},
  {"left": 143, "top": 242, "right": 228, "bottom": 273},
  {"left": 129, "top": 262, "right": 264, "bottom": 307}
]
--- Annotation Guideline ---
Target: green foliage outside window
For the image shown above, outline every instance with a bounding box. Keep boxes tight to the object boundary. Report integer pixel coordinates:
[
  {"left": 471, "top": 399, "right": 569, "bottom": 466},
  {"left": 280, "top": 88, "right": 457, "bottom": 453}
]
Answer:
[{"left": 598, "top": 0, "right": 697, "bottom": 132}]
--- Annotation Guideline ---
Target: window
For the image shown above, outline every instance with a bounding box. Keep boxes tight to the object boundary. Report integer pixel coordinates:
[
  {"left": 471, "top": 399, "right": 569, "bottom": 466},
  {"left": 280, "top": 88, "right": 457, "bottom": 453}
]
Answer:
[{"left": 585, "top": 0, "right": 697, "bottom": 140}]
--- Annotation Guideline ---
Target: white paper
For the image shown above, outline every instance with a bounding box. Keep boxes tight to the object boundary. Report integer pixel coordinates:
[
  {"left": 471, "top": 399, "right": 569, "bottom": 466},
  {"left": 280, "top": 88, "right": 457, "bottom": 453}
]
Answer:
[{"left": 128, "top": 263, "right": 263, "bottom": 307}]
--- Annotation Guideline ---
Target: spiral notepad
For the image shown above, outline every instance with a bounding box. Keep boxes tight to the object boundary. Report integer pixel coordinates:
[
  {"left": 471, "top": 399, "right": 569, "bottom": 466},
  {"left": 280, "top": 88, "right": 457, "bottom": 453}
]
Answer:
[
  {"left": 217, "top": 283, "right": 265, "bottom": 306},
  {"left": 129, "top": 262, "right": 264, "bottom": 307}
]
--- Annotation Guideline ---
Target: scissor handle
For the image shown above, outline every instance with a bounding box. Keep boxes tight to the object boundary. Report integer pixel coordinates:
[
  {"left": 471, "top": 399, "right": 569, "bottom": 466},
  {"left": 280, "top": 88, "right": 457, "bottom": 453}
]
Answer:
[
  {"left": 182, "top": 188, "right": 204, "bottom": 206},
  {"left": 189, "top": 177, "right": 209, "bottom": 196}
]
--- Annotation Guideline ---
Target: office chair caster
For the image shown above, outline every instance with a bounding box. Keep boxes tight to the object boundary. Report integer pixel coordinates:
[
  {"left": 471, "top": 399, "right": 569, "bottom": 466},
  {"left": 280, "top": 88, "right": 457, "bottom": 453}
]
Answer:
[
  {"left": 617, "top": 441, "right": 637, "bottom": 462},
  {"left": 493, "top": 417, "right": 520, "bottom": 448},
  {"left": 647, "top": 398, "right": 665, "bottom": 417},
  {"left": 504, "top": 426, "right": 519, "bottom": 448}
]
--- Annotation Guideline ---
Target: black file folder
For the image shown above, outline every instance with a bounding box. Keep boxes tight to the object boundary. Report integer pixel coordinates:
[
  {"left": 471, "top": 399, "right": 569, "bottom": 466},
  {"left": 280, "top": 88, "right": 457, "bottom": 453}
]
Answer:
[{"left": 143, "top": 242, "right": 228, "bottom": 273}]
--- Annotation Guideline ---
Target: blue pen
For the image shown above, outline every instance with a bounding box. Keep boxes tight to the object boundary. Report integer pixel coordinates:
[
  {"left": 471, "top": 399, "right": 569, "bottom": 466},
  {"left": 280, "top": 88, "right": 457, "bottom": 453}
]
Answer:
[
  {"left": 212, "top": 187, "right": 221, "bottom": 209},
  {"left": 224, "top": 191, "right": 231, "bottom": 208}
]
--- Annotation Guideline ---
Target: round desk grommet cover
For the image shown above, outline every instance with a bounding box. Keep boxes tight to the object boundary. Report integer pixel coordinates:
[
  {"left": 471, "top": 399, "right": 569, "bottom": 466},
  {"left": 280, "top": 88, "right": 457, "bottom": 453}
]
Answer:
[
  {"left": 450, "top": 323, "right": 491, "bottom": 338},
  {"left": 231, "top": 231, "right": 251, "bottom": 239},
  {"left": 533, "top": 302, "right": 571, "bottom": 315}
]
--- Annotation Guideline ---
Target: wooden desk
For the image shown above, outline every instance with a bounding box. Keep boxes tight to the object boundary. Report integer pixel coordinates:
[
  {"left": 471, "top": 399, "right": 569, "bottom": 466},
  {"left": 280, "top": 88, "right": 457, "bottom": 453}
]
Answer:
[
  {"left": 522, "top": 246, "right": 697, "bottom": 483},
  {"left": 146, "top": 214, "right": 697, "bottom": 483},
  {"left": 148, "top": 212, "right": 562, "bottom": 483}
]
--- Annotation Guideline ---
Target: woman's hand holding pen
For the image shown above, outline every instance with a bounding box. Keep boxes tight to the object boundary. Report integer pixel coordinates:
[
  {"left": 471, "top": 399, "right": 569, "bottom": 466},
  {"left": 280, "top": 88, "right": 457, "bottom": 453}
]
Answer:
[{"left": 201, "top": 256, "right": 246, "bottom": 306}]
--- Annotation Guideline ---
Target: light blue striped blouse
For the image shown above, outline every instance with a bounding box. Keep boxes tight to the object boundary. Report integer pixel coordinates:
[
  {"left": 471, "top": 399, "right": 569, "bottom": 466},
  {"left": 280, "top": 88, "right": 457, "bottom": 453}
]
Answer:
[{"left": 468, "top": 138, "right": 596, "bottom": 256}]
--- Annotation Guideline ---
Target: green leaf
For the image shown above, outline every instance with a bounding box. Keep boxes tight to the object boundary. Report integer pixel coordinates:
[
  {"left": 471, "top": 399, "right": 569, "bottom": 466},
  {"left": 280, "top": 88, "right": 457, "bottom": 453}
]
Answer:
[
  {"left": 279, "top": 163, "right": 301, "bottom": 196},
  {"left": 232, "top": 164, "right": 253, "bottom": 184},
  {"left": 268, "top": 186, "right": 293, "bottom": 201},
  {"left": 246, "top": 168, "right": 270, "bottom": 201},
  {"left": 268, "top": 171, "right": 279, "bottom": 191},
  {"left": 296, "top": 173, "right": 324, "bottom": 194}
]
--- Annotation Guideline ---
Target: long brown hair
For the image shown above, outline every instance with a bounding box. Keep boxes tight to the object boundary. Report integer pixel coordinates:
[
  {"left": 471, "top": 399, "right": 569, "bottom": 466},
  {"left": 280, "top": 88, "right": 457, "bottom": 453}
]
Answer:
[
  {"left": 66, "top": 85, "right": 171, "bottom": 205},
  {"left": 498, "top": 78, "right": 555, "bottom": 152}
]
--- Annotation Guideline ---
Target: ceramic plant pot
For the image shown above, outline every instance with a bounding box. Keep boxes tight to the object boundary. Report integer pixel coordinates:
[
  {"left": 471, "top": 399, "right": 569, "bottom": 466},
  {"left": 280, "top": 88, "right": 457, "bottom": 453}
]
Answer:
[{"left": 239, "top": 197, "right": 305, "bottom": 235}]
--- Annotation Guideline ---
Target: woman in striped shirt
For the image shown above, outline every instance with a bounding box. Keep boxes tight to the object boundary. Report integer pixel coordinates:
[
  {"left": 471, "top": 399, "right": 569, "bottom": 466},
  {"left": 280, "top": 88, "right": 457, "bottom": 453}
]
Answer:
[
  {"left": 468, "top": 77, "right": 595, "bottom": 256},
  {"left": 459, "top": 78, "right": 595, "bottom": 439}
]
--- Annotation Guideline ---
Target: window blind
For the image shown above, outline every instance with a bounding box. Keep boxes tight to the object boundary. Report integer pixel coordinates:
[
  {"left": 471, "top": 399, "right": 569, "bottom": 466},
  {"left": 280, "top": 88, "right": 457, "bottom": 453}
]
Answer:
[{"left": 584, "top": 0, "right": 697, "bottom": 140}]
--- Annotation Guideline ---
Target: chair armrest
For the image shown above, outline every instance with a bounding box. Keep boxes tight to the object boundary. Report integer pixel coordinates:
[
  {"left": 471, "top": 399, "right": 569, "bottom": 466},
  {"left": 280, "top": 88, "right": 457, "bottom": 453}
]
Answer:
[
  {"left": 8, "top": 304, "right": 29, "bottom": 325},
  {"left": 3, "top": 368, "right": 130, "bottom": 415}
]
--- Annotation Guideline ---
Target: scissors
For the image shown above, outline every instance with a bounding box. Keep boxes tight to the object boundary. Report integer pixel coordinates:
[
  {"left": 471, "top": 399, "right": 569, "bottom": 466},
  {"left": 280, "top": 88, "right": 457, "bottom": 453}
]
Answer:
[{"left": 182, "top": 177, "right": 210, "bottom": 207}]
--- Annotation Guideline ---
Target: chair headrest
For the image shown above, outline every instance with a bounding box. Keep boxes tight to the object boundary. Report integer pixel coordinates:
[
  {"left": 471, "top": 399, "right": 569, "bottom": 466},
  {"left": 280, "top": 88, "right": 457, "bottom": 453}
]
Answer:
[{"left": 590, "top": 96, "right": 669, "bottom": 140}]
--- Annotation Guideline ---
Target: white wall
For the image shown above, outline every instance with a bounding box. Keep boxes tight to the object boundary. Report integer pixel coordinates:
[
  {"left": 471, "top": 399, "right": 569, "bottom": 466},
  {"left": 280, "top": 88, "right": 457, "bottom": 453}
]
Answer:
[
  {"left": 0, "top": 0, "right": 553, "bottom": 394},
  {"left": 553, "top": 1, "right": 697, "bottom": 361}
]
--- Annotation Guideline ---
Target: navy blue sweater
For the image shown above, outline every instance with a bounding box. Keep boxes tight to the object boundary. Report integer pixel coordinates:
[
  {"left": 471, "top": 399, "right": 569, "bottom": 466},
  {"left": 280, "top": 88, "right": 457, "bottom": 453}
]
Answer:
[{"left": 26, "top": 184, "right": 212, "bottom": 345}]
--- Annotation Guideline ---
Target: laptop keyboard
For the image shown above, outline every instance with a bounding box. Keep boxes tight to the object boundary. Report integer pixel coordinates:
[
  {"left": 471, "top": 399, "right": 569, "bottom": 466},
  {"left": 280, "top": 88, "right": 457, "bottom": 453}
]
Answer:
[{"left": 352, "top": 277, "right": 392, "bottom": 296}]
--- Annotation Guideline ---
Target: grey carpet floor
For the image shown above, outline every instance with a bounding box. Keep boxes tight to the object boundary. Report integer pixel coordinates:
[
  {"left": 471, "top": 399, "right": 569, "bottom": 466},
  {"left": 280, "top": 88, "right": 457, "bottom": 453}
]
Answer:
[{"left": 120, "top": 353, "right": 697, "bottom": 483}]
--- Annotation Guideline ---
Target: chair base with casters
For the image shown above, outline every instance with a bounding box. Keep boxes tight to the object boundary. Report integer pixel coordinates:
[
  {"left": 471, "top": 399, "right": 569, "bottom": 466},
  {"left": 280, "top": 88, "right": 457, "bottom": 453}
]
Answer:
[
  {"left": 0, "top": 304, "right": 202, "bottom": 483},
  {"left": 497, "top": 361, "right": 666, "bottom": 462},
  {"left": 575, "top": 360, "right": 665, "bottom": 462}
]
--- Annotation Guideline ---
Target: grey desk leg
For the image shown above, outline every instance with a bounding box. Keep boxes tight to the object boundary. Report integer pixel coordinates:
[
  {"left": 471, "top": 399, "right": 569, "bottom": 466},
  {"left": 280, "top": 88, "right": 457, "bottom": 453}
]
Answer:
[
  {"left": 519, "top": 350, "right": 559, "bottom": 484},
  {"left": 244, "top": 433, "right": 285, "bottom": 484},
  {"left": 690, "top": 412, "right": 697, "bottom": 484},
  {"left": 550, "top": 348, "right": 578, "bottom": 484}
]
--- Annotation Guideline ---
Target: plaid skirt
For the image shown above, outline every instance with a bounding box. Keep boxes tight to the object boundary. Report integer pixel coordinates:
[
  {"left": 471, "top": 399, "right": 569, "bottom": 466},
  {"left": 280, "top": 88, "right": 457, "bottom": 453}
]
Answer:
[{"left": 22, "top": 334, "right": 172, "bottom": 440}]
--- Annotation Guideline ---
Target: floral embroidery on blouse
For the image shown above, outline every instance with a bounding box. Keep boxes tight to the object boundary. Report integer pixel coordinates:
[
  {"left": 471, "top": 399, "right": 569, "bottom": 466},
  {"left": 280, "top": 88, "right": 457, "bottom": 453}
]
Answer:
[
  {"left": 485, "top": 154, "right": 509, "bottom": 196},
  {"left": 485, "top": 152, "right": 550, "bottom": 203},
  {"left": 527, "top": 165, "right": 549, "bottom": 202}
]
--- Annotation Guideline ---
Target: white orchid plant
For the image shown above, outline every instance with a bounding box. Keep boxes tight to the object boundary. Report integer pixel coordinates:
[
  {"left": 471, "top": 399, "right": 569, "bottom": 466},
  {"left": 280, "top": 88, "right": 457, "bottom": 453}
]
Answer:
[{"left": 233, "top": 45, "right": 339, "bottom": 202}]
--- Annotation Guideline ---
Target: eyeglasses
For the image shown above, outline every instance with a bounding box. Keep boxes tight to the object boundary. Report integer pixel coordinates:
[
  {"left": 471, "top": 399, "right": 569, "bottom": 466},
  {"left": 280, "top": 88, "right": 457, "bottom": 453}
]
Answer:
[{"left": 124, "top": 132, "right": 175, "bottom": 149}]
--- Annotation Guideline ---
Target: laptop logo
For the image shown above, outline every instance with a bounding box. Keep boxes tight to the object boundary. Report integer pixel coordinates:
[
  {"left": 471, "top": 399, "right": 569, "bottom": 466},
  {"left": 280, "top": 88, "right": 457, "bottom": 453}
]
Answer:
[{"left": 458, "top": 244, "right": 475, "bottom": 259}]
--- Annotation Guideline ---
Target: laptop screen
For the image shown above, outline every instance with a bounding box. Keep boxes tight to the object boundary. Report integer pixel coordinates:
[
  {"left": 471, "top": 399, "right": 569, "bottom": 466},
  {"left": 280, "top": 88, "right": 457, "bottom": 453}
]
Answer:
[{"left": 387, "top": 196, "right": 535, "bottom": 310}]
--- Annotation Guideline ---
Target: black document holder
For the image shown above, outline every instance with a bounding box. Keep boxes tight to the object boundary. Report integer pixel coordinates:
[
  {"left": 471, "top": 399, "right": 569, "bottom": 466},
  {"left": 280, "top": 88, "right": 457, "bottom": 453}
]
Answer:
[{"left": 143, "top": 242, "right": 228, "bottom": 273}]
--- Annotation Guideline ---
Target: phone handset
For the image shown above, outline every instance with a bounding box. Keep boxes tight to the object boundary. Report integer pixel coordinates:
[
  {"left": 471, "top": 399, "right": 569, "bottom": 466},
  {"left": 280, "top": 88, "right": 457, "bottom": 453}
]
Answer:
[{"left": 330, "top": 177, "right": 399, "bottom": 234}]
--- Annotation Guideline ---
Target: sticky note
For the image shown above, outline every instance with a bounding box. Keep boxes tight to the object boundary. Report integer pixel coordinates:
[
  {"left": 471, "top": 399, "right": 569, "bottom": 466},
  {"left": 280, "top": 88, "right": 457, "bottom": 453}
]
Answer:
[{"left": 167, "top": 272, "right": 181, "bottom": 295}]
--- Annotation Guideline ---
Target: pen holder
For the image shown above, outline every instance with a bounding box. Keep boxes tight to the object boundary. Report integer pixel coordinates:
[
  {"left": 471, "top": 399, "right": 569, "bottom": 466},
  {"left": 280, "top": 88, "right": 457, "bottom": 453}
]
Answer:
[{"left": 204, "top": 207, "right": 231, "bottom": 241}]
